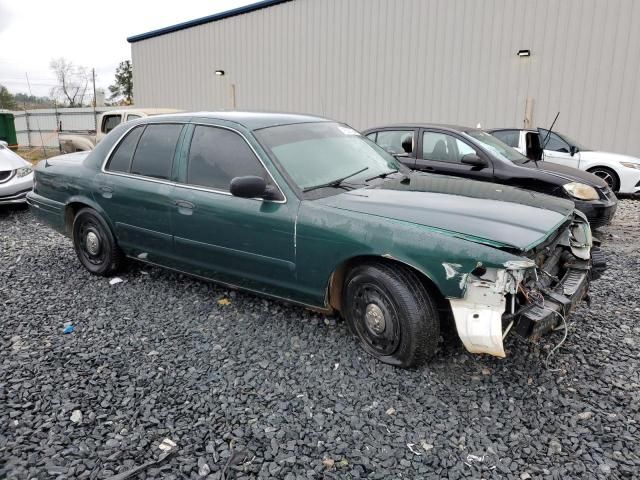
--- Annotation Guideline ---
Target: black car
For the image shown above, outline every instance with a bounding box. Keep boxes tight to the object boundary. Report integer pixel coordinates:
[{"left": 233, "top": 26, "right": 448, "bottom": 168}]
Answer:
[{"left": 362, "top": 124, "right": 617, "bottom": 228}]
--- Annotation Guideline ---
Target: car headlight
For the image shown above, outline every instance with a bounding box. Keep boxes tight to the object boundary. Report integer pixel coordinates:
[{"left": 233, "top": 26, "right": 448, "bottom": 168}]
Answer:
[
  {"left": 16, "top": 166, "right": 32, "bottom": 178},
  {"left": 621, "top": 162, "right": 640, "bottom": 170},
  {"left": 563, "top": 182, "right": 599, "bottom": 200}
]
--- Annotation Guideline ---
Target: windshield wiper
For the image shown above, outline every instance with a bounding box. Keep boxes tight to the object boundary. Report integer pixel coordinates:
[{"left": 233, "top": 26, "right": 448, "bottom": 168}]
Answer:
[
  {"left": 365, "top": 169, "right": 399, "bottom": 182},
  {"left": 302, "top": 167, "right": 369, "bottom": 193}
]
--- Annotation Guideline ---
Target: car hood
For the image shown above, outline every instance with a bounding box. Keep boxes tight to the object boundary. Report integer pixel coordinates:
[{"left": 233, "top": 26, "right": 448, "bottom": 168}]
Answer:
[
  {"left": 0, "top": 147, "right": 29, "bottom": 170},
  {"left": 316, "top": 173, "right": 575, "bottom": 251},
  {"left": 579, "top": 150, "right": 640, "bottom": 165},
  {"left": 518, "top": 159, "right": 607, "bottom": 188}
]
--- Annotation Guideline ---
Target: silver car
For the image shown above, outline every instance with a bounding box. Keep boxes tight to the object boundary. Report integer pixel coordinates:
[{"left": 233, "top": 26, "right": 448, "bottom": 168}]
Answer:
[{"left": 0, "top": 141, "right": 33, "bottom": 205}]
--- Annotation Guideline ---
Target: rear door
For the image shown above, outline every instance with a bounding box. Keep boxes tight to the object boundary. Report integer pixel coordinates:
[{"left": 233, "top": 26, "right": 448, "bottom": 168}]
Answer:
[
  {"left": 170, "top": 123, "right": 297, "bottom": 296},
  {"left": 94, "top": 123, "right": 184, "bottom": 263},
  {"left": 416, "top": 129, "right": 494, "bottom": 180}
]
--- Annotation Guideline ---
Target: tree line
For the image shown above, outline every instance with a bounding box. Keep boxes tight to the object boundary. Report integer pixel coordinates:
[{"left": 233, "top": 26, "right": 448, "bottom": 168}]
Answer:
[{"left": 0, "top": 59, "right": 133, "bottom": 110}]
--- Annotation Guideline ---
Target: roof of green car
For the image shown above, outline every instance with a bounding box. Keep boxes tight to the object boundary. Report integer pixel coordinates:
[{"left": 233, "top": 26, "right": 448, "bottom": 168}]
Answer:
[{"left": 153, "top": 111, "right": 332, "bottom": 131}]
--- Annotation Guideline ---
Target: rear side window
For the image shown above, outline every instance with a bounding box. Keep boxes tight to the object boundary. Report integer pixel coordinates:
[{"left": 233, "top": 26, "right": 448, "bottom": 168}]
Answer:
[
  {"left": 375, "top": 130, "right": 414, "bottom": 155},
  {"left": 102, "top": 115, "right": 122, "bottom": 134},
  {"left": 187, "top": 126, "right": 266, "bottom": 190},
  {"left": 130, "top": 124, "right": 182, "bottom": 180},
  {"left": 106, "top": 126, "right": 144, "bottom": 172},
  {"left": 492, "top": 130, "right": 519, "bottom": 148}
]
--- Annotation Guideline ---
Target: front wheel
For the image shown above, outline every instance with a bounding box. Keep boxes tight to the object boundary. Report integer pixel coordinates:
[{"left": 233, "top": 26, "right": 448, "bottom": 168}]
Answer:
[
  {"left": 342, "top": 261, "right": 440, "bottom": 368},
  {"left": 72, "top": 208, "right": 124, "bottom": 276},
  {"left": 587, "top": 166, "right": 620, "bottom": 192}
]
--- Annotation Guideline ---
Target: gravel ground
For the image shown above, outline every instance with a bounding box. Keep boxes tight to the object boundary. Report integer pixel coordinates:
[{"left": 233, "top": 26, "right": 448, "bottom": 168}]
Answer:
[{"left": 1, "top": 200, "right": 639, "bottom": 480}]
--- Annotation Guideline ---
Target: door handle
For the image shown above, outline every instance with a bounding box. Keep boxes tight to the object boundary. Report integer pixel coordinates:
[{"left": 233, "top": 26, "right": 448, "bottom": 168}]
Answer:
[
  {"left": 421, "top": 166, "right": 436, "bottom": 172},
  {"left": 174, "top": 199, "right": 195, "bottom": 215},
  {"left": 174, "top": 200, "right": 195, "bottom": 209},
  {"left": 99, "top": 185, "right": 114, "bottom": 198}
]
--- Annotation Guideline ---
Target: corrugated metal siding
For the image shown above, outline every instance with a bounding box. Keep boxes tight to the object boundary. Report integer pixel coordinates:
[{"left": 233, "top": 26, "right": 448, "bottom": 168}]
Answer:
[
  {"left": 10, "top": 107, "right": 122, "bottom": 147},
  {"left": 131, "top": 0, "right": 640, "bottom": 156}
]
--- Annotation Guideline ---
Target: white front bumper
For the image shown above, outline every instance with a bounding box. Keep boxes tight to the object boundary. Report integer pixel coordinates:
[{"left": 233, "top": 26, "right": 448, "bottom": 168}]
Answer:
[
  {"left": 0, "top": 172, "right": 33, "bottom": 204},
  {"left": 618, "top": 167, "right": 640, "bottom": 194}
]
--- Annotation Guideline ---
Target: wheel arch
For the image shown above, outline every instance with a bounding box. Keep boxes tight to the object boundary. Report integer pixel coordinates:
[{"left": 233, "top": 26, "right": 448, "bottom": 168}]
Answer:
[
  {"left": 326, "top": 254, "right": 450, "bottom": 315},
  {"left": 585, "top": 164, "right": 621, "bottom": 190},
  {"left": 64, "top": 196, "right": 114, "bottom": 236}
]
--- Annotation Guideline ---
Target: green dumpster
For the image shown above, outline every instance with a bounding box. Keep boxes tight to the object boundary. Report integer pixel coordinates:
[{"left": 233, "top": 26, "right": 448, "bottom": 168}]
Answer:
[{"left": 0, "top": 112, "right": 18, "bottom": 151}]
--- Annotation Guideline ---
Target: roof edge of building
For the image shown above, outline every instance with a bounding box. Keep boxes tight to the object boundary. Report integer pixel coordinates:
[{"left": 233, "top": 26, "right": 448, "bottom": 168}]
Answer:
[{"left": 127, "top": 0, "right": 293, "bottom": 43}]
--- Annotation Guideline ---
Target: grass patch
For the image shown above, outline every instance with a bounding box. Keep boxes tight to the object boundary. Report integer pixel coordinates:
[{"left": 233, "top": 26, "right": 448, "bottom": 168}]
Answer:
[{"left": 17, "top": 147, "right": 62, "bottom": 165}]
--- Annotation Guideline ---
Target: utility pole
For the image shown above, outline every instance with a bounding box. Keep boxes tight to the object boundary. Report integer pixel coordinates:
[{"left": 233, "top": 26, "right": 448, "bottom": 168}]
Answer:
[{"left": 92, "top": 68, "right": 97, "bottom": 132}]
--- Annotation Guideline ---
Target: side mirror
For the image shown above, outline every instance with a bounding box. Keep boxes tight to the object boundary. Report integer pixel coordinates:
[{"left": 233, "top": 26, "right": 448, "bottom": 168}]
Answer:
[
  {"left": 230, "top": 176, "right": 268, "bottom": 199},
  {"left": 569, "top": 145, "right": 578, "bottom": 156},
  {"left": 461, "top": 153, "right": 488, "bottom": 168}
]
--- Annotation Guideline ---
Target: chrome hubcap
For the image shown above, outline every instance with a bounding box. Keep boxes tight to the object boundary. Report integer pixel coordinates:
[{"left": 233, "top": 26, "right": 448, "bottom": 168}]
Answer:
[
  {"left": 85, "top": 231, "right": 100, "bottom": 255},
  {"left": 365, "top": 303, "right": 386, "bottom": 334}
]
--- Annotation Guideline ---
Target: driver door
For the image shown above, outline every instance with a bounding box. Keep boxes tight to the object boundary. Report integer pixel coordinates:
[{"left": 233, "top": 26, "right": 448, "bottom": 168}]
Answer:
[
  {"left": 538, "top": 128, "right": 580, "bottom": 169},
  {"left": 170, "top": 124, "right": 298, "bottom": 297}
]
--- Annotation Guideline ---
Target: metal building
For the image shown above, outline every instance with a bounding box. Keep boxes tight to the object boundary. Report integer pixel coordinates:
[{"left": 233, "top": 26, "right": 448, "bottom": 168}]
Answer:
[{"left": 128, "top": 0, "right": 640, "bottom": 156}]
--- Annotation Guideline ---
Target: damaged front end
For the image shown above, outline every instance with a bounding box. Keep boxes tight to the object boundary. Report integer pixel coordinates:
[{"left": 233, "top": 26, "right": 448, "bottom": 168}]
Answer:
[{"left": 449, "top": 211, "right": 606, "bottom": 357}]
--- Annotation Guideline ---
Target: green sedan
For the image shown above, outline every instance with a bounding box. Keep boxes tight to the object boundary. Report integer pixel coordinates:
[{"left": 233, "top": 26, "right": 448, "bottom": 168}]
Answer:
[{"left": 27, "top": 112, "right": 601, "bottom": 367}]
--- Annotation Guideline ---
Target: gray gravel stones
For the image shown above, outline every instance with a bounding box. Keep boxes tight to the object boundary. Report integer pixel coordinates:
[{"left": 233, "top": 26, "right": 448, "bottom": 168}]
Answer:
[{"left": 1, "top": 200, "right": 639, "bottom": 479}]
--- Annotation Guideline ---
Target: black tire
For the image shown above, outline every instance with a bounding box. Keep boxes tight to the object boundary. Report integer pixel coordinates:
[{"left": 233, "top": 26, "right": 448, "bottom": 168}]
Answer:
[
  {"left": 72, "top": 207, "right": 124, "bottom": 276},
  {"left": 587, "top": 166, "right": 620, "bottom": 192},
  {"left": 342, "top": 261, "right": 440, "bottom": 368}
]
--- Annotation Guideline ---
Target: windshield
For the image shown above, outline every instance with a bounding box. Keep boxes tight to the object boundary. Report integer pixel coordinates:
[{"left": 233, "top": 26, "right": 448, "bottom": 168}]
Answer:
[
  {"left": 254, "top": 122, "right": 401, "bottom": 191},
  {"left": 465, "top": 130, "right": 527, "bottom": 162}
]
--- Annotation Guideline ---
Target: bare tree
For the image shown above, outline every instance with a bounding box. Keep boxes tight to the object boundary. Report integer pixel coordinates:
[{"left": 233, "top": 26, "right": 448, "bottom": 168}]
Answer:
[{"left": 49, "top": 58, "right": 90, "bottom": 107}]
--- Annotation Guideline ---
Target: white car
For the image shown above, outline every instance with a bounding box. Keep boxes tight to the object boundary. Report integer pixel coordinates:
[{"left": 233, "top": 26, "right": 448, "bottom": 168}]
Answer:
[
  {"left": 0, "top": 141, "right": 33, "bottom": 205},
  {"left": 489, "top": 128, "right": 640, "bottom": 194}
]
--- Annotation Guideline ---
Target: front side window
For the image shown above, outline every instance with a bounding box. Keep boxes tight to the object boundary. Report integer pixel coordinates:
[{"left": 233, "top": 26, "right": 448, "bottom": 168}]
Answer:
[
  {"left": 538, "top": 129, "right": 588, "bottom": 152},
  {"left": 127, "top": 114, "right": 142, "bottom": 121},
  {"left": 491, "top": 130, "right": 520, "bottom": 148},
  {"left": 130, "top": 124, "right": 182, "bottom": 179},
  {"left": 186, "top": 126, "right": 267, "bottom": 191},
  {"left": 374, "top": 130, "right": 414, "bottom": 155},
  {"left": 102, "top": 115, "right": 122, "bottom": 134},
  {"left": 254, "top": 122, "right": 401, "bottom": 192},
  {"left": 422, "top": 131, "right": 475, "bottom": 163},
  {"left": 106, "top": 126, "right": 144, "bottom": 172},
  {"left": 538, "top": 129, "right": 570, "bottom": 152}
]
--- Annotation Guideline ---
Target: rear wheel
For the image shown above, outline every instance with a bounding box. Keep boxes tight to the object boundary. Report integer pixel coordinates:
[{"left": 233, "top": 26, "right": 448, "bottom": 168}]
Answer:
[
  {"left": 342, "top": 261, "right": 439, "bottom": 368},
  {"left": 587, "top": 166, "right": 620, "bottom": 192},
  {"left": 72, "top": 208, "right": 124, "bottom": 276}
]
